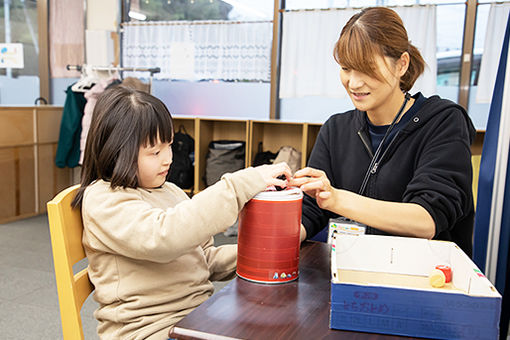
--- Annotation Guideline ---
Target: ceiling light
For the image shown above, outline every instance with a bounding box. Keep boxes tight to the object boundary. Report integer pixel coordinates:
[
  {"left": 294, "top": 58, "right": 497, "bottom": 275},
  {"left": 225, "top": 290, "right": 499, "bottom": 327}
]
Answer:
[{"left": 128, "top": 11, "right": 147, "bottom": 21}]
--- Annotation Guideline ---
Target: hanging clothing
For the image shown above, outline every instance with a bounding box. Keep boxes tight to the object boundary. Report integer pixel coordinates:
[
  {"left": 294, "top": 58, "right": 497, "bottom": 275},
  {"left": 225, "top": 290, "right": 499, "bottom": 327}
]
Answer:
[
  {"left": 55, "top": 84, "right": 87, "bottom": 168},
  {"left": 79, "top": 79, "right": 119, "bottom": 164}
]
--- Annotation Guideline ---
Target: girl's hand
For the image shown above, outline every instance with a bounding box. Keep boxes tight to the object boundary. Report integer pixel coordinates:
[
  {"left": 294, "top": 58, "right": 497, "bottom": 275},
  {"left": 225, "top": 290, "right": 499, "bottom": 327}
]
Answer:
[
  {"left": 254, "top": 162, "right": 293, "bottom": 188},
  {"left": 289, "top": 167, "right": 338, "bottom": 210}
]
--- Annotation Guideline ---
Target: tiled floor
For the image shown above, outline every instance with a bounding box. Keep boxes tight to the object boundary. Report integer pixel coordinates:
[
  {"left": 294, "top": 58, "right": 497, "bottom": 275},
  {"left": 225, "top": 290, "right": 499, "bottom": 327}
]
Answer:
[{"left": 0, "top": 214, "right": 236, "bottom": 340}]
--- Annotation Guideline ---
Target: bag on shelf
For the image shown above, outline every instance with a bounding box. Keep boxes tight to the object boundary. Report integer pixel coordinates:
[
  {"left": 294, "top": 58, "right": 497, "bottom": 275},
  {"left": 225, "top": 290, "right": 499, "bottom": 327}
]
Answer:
[
  {"left": 204, "top": 140, "right": 245, "bottom": 187},
  {"left": 274, "top": 146, "right": 302, "bottom": 175},
  {"left": 167, "top": 125, "right": 195, "bottom": 189},
  {"left": 252, "top": 142, "right": 277, "bottom": 166}
]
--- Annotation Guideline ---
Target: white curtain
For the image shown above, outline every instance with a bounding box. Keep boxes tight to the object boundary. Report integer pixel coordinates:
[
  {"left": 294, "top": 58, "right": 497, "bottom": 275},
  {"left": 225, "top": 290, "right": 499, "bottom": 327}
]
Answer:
[
  {"left": 279, "top": 5, "right": 437, "bottom": 99},
  {"left": 476, "top": 3, "right": 510, "bottom": 103},
  {"left": 122, "top": 21, "right": 272, "bottom": 81}
]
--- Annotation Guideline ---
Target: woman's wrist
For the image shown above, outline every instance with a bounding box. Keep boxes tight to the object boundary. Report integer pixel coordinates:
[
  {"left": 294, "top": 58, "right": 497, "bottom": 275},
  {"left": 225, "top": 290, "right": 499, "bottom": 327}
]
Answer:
[{"left": 331, "top": 188, "right": 346, "bottom": 216}]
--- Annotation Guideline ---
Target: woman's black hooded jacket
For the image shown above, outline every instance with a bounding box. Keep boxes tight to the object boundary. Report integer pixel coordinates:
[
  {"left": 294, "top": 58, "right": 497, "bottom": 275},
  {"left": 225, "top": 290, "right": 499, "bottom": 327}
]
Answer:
[{"left": 302, "top": 95, "right": 476, "bottom": 256}]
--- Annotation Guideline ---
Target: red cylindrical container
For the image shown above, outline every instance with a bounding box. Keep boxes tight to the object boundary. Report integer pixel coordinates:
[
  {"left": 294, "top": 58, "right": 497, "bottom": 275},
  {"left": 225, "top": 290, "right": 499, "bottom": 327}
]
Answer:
[{"left": 237, "top": 187, "right": 303, "bottom": 284}]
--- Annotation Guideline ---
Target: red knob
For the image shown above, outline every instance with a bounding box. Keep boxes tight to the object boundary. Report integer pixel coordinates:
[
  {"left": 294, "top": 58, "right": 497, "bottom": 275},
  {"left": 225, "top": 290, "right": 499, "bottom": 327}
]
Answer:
[{"left": 435, "top": 265, "right": 452, "bottom": 283}]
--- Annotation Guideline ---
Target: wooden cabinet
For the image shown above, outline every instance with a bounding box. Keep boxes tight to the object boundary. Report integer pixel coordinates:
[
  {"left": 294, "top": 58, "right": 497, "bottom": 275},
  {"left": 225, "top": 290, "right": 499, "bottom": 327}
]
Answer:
[
  {"left": 171, "top": 118, "right": 322, "bottom": 194},
  {"left": 172, "top": 118, "right": 483, "bottom": 196},
  {"left": 0, "top": 107, "right": 72, "bottom": 223},
  {"left": 0, "top": 146, "right": 36, "bottom": 221},
  {"left": 1, "top": 107, "right": 485, "bottom": 222}
]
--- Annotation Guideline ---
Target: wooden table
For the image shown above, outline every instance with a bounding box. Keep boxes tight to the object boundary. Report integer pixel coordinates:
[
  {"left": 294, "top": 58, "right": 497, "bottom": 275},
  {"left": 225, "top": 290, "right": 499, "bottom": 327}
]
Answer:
[{"left": 169, "top": 241, "right": 408, "bottom": 339}]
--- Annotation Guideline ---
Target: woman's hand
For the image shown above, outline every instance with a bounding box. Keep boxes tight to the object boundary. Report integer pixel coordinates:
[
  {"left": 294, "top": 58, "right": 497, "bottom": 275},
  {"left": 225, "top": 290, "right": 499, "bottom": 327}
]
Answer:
[
  {"left": 291, "top": 168, "right": 435, "bottom": 239},
  {"left": 289, "top": 167, "right": 339, "bottom": 211},
  {"left": 254, "top": 162, "right": 293, "bottom": 188}
]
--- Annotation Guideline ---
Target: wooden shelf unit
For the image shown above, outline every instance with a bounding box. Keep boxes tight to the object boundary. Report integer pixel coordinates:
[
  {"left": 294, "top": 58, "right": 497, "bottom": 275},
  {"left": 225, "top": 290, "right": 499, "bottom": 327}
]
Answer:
[
  {"left": 248, "top": 121, "right": 322, "bottom": 169},
  {"left": 0, "top": 106, "right": 72, "bottom": 224},
  {"left": 1, "top": 107, "right": 485, "bottom": 222}
]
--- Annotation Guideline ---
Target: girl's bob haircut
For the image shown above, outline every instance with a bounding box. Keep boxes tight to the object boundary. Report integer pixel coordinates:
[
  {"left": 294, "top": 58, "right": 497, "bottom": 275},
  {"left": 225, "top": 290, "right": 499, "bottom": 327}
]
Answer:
[
  {"left": 72, "top": 85, "right": 173, "bottom": 208},
  {"left": 333, "top": 7, "right": 425, "bottom": 92}
]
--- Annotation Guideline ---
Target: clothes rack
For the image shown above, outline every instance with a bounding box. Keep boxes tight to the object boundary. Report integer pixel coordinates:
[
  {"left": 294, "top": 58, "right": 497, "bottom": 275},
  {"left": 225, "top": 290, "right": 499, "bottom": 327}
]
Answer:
[{"left": 66, "top": 64, "right": 161, "bottom": 94}]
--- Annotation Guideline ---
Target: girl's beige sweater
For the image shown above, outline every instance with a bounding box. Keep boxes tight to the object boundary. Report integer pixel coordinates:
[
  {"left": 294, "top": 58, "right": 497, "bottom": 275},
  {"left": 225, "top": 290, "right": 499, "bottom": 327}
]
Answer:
[{"left": 82, "top": 167, "right": 266, "bottom": 339}]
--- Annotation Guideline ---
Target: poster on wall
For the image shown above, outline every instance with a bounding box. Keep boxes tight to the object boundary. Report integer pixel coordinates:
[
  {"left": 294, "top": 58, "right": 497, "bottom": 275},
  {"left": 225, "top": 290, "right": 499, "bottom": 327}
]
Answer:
[
  {"left": 0, "top": 43, "right": 24, "bottom": 68},
  {"left": 169, "top": 42, "right": 195, "bottom": 79}
]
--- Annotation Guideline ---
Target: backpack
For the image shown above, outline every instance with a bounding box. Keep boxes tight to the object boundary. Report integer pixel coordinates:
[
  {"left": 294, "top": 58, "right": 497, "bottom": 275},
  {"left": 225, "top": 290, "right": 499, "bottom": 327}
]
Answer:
[
  {"left": 167, "top": 126, "right": 194, "bottom": 189},
  {"left": 252, "top": 142, "right": 277, "bottom": 166}
]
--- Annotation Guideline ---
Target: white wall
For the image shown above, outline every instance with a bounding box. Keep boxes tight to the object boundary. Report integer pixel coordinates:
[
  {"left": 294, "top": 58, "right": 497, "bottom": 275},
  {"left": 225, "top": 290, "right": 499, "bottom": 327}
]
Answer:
[
  {"left": 50, "top": 78, "right": 79, "bottom": 105},
  {"left": 0, "top": 76, "right": 39, "bottom": 105},
  {"left": 153, "top": 81, "right": 270, "bottom": 119}
]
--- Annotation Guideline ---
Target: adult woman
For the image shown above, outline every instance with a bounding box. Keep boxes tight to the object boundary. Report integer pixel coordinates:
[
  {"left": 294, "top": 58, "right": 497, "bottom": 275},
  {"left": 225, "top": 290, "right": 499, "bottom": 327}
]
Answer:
[{"left": 290, "top": 7, "right": 476, "bottom": 256}]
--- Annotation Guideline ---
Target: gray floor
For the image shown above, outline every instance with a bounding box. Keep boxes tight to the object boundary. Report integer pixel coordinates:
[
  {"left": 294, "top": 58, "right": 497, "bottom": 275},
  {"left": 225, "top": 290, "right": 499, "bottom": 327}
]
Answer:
[
  {"left": 0, "top": 214, "right": 236, "bottom": 340},
  {"left": 2, "top": 215, "right": 508, "bottom": 340}
]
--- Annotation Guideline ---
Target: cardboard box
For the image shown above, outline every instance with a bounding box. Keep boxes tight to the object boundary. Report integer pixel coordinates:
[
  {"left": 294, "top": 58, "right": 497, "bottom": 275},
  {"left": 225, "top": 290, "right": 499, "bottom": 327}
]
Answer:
[{"left": 330, "top": 235, "right": 501, "bottom": 339}]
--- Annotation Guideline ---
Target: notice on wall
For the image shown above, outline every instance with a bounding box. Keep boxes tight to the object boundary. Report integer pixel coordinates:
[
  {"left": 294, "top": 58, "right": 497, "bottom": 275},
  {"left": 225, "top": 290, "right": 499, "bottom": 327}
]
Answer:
[
  {"left": 170, "top": 42, "right": 195, "bottom": 80},
  {"left": 0, "top": 43, "right": 24, "bottom": 68}
]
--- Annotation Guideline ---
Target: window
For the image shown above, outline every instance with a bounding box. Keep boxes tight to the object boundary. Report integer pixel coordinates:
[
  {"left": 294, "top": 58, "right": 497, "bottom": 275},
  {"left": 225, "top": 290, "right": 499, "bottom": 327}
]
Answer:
[
  {"left": 121, "top": 0, "right": 275, "bottom": 82},
  {"left": 280, "top": 0, "right": 475, "bottom": 124},
  {"left": 435, "top": 2, "right": 465, "bottom": 103},
  {"left": 468, "top": 1, "right": 510, "bottom": 130},
  {"left": 0, "top": 0, "right": 39, "bottom": 105},
  {"left": 121, "top": 0, "right": 274, "bottom": 118},
  {"left": 124, "top": 0, "right": 274, "bottom": 22}
]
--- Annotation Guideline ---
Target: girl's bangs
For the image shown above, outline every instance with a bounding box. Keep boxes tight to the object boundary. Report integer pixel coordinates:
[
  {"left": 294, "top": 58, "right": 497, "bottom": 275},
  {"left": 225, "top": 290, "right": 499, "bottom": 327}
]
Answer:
[{"left": 139, "top": 101, "right": 173, "bottom": 147}]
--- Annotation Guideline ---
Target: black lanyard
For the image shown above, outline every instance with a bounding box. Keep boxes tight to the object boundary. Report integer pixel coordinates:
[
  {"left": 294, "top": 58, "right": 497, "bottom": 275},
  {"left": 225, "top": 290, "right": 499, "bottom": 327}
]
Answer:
[{"left": 358, "top": 92, "right": 411, "bottom": 195}]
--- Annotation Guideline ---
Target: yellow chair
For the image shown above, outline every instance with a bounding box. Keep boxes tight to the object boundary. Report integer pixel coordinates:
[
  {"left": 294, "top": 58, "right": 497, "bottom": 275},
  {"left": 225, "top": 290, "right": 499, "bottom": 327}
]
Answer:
[
  {"left": 47, "top": 185, "right": 94, "bottom": 340},
  {"left": 472, "top": 154, "right": 482, "bottom": 209}
]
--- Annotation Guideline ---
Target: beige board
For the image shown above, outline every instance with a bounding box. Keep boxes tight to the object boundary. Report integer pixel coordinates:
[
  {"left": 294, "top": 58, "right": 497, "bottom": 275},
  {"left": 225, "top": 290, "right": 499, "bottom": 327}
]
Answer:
[{"left": 337, "top": 269, "right": 462, "bottom": 292}]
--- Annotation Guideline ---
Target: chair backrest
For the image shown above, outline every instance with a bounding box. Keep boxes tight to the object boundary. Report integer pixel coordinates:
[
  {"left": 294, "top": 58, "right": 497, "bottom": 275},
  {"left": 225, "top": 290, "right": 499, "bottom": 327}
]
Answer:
[
  {"left": 472, "top": 154, "right": 482, "bottom": 209},
  {"left": 47, "top": 185, "right": 94, "bottom": 340}
]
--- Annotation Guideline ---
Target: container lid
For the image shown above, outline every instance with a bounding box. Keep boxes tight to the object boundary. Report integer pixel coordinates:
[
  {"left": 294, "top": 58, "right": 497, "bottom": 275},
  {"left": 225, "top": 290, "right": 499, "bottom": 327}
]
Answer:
[{"left": 252, "top": 187, "right": 303, "bottom": 201}]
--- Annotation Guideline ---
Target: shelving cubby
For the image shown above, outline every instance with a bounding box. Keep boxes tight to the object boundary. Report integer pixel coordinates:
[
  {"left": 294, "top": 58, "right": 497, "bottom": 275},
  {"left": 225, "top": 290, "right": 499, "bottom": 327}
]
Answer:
[
  {"left": 249, "top": 120, "right": 305, "bottom": 169},
  {"left": 196, "top": 118, "right": 250, "bottom": 191}
]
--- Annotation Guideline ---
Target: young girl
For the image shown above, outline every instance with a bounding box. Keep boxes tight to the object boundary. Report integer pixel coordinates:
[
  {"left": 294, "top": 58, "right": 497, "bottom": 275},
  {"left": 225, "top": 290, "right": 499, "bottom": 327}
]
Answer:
[
  {"left": 290, "top": 7, "right": 476, "bottom": 256},
  {"left": 72, "top": 86, "right": 291, "bottom": 339}
]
